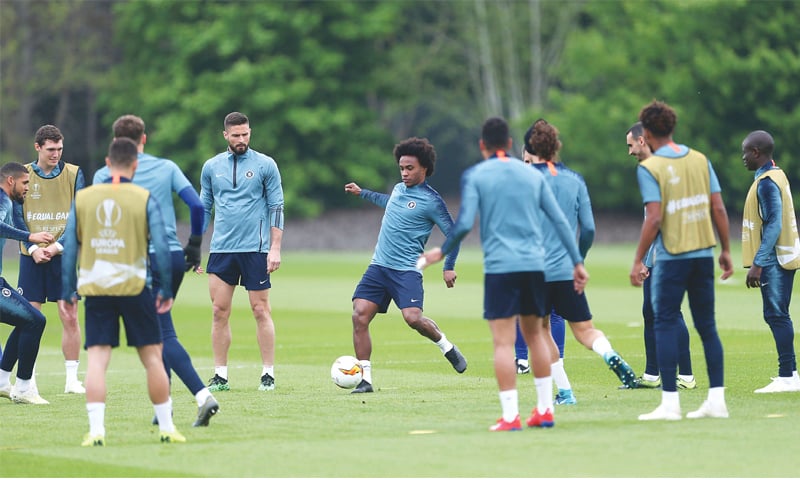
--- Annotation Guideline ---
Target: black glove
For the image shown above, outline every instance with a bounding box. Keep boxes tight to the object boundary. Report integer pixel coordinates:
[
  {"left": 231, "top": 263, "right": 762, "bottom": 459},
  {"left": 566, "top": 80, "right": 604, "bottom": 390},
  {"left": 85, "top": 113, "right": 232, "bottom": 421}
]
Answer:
[{"left": 183, "top": 234, "right": 202, "bottom": 272}]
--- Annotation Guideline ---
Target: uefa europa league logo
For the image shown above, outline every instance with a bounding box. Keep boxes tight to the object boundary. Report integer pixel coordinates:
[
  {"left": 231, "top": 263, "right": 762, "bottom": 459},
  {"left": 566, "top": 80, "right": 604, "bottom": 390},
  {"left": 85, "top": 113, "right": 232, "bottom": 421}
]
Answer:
[{"left": 96, "top": 198, "right": 122, "bottom": 228}]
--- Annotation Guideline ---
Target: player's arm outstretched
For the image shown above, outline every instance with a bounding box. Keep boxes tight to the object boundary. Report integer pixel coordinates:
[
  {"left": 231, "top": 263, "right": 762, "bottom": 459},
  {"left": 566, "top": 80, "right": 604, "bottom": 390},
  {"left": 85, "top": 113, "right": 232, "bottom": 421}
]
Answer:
[{"left": 345, "top": 182, "right": 390, "bottom": 208}]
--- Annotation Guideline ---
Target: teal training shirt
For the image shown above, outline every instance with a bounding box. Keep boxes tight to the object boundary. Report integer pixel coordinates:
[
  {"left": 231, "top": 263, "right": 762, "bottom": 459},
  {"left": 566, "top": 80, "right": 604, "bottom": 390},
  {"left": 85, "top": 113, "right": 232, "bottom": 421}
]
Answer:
[
  {"left": 200, "top": 148, "right": 284, "bottom": 253},
  {"left": 95, "top": 153, "right": 192, "bottom": 253},
  {"left": 443, "top": 154, "right": 582, "bottom": 274},
  {"left": 533, "top": 162, "right": 595, "bottom": 282},
  {"left": 1, "top": 190, "right": 33, "bottom": 275},
  {"left": 361, "top": 181, "right": 458, "bottom": 271}
]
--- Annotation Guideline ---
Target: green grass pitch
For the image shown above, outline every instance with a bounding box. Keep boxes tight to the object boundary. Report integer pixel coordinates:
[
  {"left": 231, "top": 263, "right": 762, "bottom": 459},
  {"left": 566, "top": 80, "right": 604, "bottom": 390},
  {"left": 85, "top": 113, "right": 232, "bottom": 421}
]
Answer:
[{"left": 0, "top": 244, "right": 798, "bottom": 477}]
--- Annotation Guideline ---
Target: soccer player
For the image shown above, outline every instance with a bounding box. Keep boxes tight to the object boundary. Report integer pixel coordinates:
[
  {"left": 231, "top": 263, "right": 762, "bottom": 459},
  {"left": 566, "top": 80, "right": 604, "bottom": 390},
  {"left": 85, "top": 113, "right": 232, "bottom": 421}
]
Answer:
[
  {"left": 94, "top": 115, "right": 219, "bottom": 426},
  {"left": 740, "top": 130, "right": 800, "bottom": 393},
  {"left": 515, "top": 142, "right": 576, "bottom": 402},
  {"left": 523, "top": 119, "right": 637, "bottom": 396},
  {"left": 419, "top": 117, "right": 588, "bottom": 431},
  {"left": 0, "top": 162, "right": 54, "bottom": 404},
  {"left": 200, "top": 112, "right": 284, "bottom": 392},
  {"left": 626, "top": 121, "right": 696, "bottom": 390},
  {"left": 344, "top": 136, "right": 467, "bottom": 394},
  {"left": 59, "top": 137, "right": 184, "bottom": 446},
  {"left": 9, "top": 125, "right": 85, "bottom": 394},
  {"left": 631, "top": 100, "right": 733, "bottom": 421}
]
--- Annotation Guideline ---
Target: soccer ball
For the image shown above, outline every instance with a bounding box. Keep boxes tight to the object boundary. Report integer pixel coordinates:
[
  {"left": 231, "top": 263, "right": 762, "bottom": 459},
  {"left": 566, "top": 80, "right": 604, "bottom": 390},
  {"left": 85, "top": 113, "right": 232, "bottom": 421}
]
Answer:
[{"left": 331, "top": 355, "right": 363, "bottom": 389}]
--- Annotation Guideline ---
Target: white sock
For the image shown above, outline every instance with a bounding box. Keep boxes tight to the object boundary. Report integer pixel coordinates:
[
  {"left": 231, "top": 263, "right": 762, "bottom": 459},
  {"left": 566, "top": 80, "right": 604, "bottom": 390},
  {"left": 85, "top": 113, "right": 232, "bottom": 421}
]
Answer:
[
  {"left": 154, "top": 398, "right": 174, "bottom": 432},
  {"left": 195, "top": 387, "right": 212, "bottom": 407},
  {"left": 498, "top": 389, "right": 519, "bottom": 422},
  {"left": 15, "top": 377, "right": 31, "bottom": 393},
  {"left": 677, "top": 374, "right": 694, "bottom": 382},
  {"left": 214, "top": 366, "right": 228, "bottom": 380},
  {"left": 0, "top": 369, "right": 11, "bottom": 386},
  {"left": 261, "top": 365, "right": 274, "bottom": 378},
  {"left": 87, "top": 402, "right": 106, "bottom": 436},
  {"left": 535, "top": 376, "right": 554, "bottom": 412},
  {"left": 643, "top": 373, "right": 660, "bottom": 382},
  {"left": 591, "top": 336, "right": 613, "bottom": 356},
  {"left": 551, "top": 359, "right": 572, "bottom": 390},
  {"left": 359, "top": 360, "right": 372, "bottom": 384},
  {"left": 708, "top": 386, "right": 725, "bottom": 405},
  {"left": 435, "top": 334, "right": 454, "bottom": 354},
  {"left": 65, "top": 360, "right": 80, "bottom": 384},
  {"left": 662, "top": 390, "right": 680, "bottom": 412}
]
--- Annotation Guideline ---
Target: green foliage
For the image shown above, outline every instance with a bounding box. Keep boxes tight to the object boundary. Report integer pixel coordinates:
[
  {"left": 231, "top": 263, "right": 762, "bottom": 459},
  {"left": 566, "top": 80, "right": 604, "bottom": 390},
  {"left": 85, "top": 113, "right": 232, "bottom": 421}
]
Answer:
[
  {"left": 545, "top": 0, "right": 800, "bottom": 213},
  {"left": 100, "top": 0, "right": 402, "bottom": 217},
  {"left": 6, "top": 0, "right": 800, "bottom": 216}
]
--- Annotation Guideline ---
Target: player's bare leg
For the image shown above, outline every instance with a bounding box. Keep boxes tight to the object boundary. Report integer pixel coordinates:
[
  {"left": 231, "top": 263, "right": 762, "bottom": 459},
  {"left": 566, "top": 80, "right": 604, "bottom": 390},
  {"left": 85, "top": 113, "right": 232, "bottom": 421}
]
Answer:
[
  {"left": 208, "top": 274, "right": 235, "bottom": 390},
  {"left": 250, "top": 288, "right": 276, "bottom": 391},
  {"left": 401, "top": 308, "right": 466, "bottom": 373},
  {"left": 351, "top": 299, "right": 379, "bottom": 392}
]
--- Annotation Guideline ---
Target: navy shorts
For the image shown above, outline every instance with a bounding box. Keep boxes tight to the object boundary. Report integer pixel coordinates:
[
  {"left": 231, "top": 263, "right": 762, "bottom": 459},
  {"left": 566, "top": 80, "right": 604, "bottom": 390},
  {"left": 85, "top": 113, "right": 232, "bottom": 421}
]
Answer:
[
  {"left": 484, "top": 271, "right": 546, "bottom": 319},
  {"left": 352, "top": 264, "right": 424, "bottom": 313},
  {"left": 17, "top": 254, "right": 63, "bottom": 303},
  {"left": 83, "top": 289, "right": 161, "bottom": 348},
  {"left": 206, "top": 252, "right": 270, "bottom": 290},
  {"left": 545, "top": 280, "right": 592, "bottom": 322}
]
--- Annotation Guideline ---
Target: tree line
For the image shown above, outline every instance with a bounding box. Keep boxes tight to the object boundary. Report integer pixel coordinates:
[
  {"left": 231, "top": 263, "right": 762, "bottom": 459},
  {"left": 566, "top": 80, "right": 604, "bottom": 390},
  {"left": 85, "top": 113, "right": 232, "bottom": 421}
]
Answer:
[{"left": 2, "top": 0, "right": 798, "bottom": 218}]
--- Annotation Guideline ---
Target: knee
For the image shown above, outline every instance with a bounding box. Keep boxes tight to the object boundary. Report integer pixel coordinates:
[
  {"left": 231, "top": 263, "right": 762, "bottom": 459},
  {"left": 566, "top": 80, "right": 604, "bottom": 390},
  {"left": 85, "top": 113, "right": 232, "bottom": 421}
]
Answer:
[
  {"left": 403, "top": 313, "right": 423, "bottom": 330},
  {"left": 351, "top": 312, "right": 368, "bottom": 331},
  {"left": 211, "top": 304, "right": 230, "bottom": 322},
  {"left": 251, "top": 303, "right": 271, "bottom": 319},
  {"left": 31, "top": 312, "right": 46, "bottom": 333}
]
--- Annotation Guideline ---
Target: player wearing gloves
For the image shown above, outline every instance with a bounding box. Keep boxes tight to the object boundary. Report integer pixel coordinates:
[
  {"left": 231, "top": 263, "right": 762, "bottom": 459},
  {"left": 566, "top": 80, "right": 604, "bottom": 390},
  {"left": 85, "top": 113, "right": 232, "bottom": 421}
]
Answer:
[{"left": 94, "top": 115, "right": 218, "bottom": 427}]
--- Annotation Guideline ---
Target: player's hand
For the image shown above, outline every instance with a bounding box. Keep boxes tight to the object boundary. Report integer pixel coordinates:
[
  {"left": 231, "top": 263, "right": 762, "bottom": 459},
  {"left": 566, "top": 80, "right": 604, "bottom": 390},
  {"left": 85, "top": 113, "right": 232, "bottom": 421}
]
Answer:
[
  {"left": 745, "top": 265, "right": 762, "bottom": 289},
  {"left": 32, "top": 248, "right": 51, "bottom": 264},
  {"left": 267, "top": 249, "right": 281, "bottom": 273},
  {"left": 629, "top": 260, "right": 647, "bottom": 287},
  {"left": 58, "top": 298, "right": 78, "bottom": 319},
  {"left": 344, "top": 182, "right": 361, "bottom": 196},
  {"left": 183, "top": 234, "right": 202, "bottom": 272},
  {"left": 29, "top": 231, "right": 54, "bottom": 245},
  {"left": 719, "top": 250, "right": 734, "bottom": 281},
  {"left": 417, "top": 248, "right": 443, "bottom": 270},
  {"left": 443, "top": 269, "right": 457, "bottom": 288},
  {"left": 155, "top": 294, "right": 174, "bottom": 314},
  {"left": 573, "top": 263, "right": 589, "bottom": 294}
]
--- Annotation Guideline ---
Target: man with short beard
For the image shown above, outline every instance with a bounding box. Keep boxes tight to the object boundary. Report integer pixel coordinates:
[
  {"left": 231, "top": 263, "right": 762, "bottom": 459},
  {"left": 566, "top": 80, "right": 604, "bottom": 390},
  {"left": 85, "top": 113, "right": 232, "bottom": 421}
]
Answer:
[
  {"left": 200, "top": 112, "right": 285, "bottom": 393},
  {"left": 0, "top": 162, "right": 54, "bottom": 404}
]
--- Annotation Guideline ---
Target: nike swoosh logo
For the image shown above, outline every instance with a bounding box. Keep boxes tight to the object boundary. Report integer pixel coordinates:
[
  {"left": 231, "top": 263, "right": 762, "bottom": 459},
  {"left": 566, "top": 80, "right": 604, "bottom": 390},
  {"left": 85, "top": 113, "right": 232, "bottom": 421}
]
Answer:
[
  {"left": 259, "top": 279, "right": 268, "bottom": 284},
  {"left": 215, "top": 173, "right": 225, "bottom": 177},
  {"left": 410, "top": 299, "right": 419, "bottom": 303}
]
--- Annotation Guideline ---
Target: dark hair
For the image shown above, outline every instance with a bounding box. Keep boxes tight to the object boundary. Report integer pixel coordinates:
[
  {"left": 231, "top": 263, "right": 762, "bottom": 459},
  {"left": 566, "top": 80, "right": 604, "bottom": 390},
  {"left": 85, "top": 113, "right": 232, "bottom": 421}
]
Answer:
[
  {"left": 393, "top": 137, "right": 437, "bottom": 177},
  {"left": 0, "top": 162, "right": 29, "bottom": 181},
  {"left": 523, "top": 124, "right": 537, "bottom": 155},
  {"left": 34, "top": 125, "right": 63, "bottom": 146},
  {"left": 113, "top": 115, "right": 145, "bottom": 143},
  {"left": 744, "top": 130, "right": 775, "bottom": 157},
  {"left": 639, "top": 100, "right": 676, "bottom": 138},
  {"left": 107, "top": 137, "right": 139, "bottom": 167},
  {"left": 526, "top": 118, "right": 561, "bottom": 161},
  {"left": 627, "top": 121, "right": 644, "bottom": 138},
  {"left": 481, "top": 116, "right": 510, "bottom": 151},
  {"left": 224, "top": 112, "right": 249, "bottom": 130}
]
